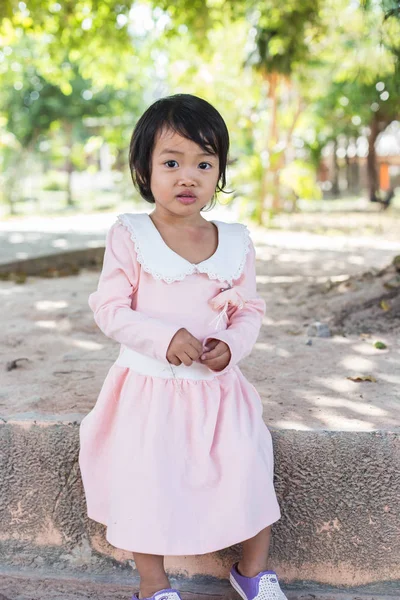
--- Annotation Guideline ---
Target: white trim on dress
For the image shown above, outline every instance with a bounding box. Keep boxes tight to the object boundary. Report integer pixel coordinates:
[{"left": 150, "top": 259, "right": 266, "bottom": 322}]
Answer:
[{"left": 116, "top": 212, "right": 251, "bottom": 286}]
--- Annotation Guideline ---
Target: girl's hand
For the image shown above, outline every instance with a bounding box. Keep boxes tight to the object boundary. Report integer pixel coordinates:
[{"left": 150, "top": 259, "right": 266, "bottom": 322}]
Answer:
[
  {"left": 166, "top": 328, "right": 203, "bottom": 367},
  {"left": 199, "top": 338, "right": 231, "bottom": 372}
]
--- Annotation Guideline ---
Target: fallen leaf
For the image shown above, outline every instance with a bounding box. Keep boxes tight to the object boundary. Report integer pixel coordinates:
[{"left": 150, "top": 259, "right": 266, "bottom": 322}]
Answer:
[
  {"left": 380, "top": 300, "right": 391, "bottom": 311},
  {"left": 347, "top": 375, "right": 377, "bottom": 383},
  {"left": 6, "top": 357, "right": 30, "bottom": 372},
  {"left": 374, "top": 341, "right": 387, "bottom": 350},
  {"left": 383, "top": 276, "right": 400, "bottom": 290}
]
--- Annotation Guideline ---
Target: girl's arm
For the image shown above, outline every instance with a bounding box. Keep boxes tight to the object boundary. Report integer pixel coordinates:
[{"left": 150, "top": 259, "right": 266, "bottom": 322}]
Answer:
[
  {"left": 204, "top": 240, "right": 265, "bottom": 371},
  {"left": 88, "top": 222, "right": 179, "bottom": 362}
]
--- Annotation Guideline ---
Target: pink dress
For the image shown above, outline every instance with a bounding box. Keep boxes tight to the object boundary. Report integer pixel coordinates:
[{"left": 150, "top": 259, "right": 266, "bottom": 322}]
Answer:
[{"left": 79, "top": 212, "right": 281, "bottom": 555}]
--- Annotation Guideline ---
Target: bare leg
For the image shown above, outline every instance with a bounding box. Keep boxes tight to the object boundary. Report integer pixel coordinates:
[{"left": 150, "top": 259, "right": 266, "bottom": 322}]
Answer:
[
  {"left": 237, "top": 526, "right": 272, "bottom": 578},
  {"left": 133, "top": 552, "right": 171, "bottom": 599}
]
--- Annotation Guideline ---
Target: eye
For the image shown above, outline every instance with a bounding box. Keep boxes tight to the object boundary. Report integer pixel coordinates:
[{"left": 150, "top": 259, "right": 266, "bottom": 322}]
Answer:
[
  {"left": 164, "top": 160, "right": 178, "bottom": 168},
  {"left": 199, "top": 162, "right": 212, "bottom": 170}
]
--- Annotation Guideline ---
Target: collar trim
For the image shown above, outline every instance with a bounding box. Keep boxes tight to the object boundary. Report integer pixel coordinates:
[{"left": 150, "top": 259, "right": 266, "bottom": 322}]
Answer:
[{"left": 117, "top": 212, "right": 250, "bottom": 285}]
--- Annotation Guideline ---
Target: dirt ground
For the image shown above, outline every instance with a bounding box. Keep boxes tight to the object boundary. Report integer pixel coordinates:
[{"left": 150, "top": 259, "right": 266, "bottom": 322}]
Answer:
[{"left": 1, "top": 210, "right": 399, "bottom": 431}]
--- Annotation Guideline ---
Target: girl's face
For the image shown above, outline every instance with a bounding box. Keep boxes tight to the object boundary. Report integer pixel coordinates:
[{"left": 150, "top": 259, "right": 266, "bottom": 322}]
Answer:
[{"left": 150, "top": 128, "right": 220, "bottom": 218}]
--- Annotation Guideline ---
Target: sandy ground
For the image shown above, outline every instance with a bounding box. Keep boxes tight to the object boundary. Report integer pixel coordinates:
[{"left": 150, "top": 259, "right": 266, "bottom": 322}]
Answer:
[{"left": 1, "top": 209, "right": 399, "bottom": 431}]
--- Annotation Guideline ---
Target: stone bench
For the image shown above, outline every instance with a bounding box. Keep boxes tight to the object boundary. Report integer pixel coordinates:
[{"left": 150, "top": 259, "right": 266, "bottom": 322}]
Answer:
[{"left": 0, "top": 413, "right": 398, "bottom": 599}]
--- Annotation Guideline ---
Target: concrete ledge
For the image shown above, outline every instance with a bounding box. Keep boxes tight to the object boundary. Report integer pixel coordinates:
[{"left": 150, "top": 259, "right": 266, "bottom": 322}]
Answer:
[
  {"left": 0, "top": 568, "right": 399, "bottom": 600},
  {"left": 0, "top": 416, "right": 398, "bottom": 593},
  {"left": 0, "top": 247, "right": 104, "bottom": 278}
]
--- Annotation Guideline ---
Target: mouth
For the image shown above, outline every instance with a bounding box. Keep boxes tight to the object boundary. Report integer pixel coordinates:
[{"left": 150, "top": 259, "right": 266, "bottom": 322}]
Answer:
[
  {"left": 176, "top": 192, "right": 197, "bottom": 205},
  {"left": 177, "top": 192, "right": 196, "bottom": 198}
]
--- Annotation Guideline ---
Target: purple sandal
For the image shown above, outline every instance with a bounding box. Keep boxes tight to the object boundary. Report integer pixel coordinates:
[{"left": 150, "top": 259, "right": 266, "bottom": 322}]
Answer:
[
  {"left": 132, "top": 589, "right": 182, "bottom": 600},
  {"left": 230, "top": 562, "right": 288, "bottom": 600}
]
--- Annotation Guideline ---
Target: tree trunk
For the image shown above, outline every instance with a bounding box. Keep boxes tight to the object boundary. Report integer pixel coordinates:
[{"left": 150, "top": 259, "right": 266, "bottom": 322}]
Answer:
[
  {"left": 7, "top": 187, "right": 17, "bottom": 216},
  {"left": 64, "top": 122, "right": 74, "bottom": 207},
  {"left": 331, "top": 139, "right": 340, "bottom": 197},
  {"left": 269, "top": 73, "right": 280, "bottom": 213},
  {"left": 257, "top": 167, "right": 268, "bottom": 226},
  {"left": 355, "top": 160, "right": 360, "bottom": 194},
  {"left": 345, "top": 137, "right": 351, "bottom": 193},
  {"left": 367, "top": 113, "right": 380, "bottom": 203},
  {"left": 352, "top": 155, "right": 360, "bottom": 194},
  {"left": 256, "top": 72, "right": 279, "bottom": 225}
]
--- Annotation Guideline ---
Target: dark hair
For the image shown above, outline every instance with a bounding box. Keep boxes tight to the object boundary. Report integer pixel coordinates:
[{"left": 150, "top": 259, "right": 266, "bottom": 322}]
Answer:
[{"left": 129, "top": 94, "right": 230, "bottom": 205}]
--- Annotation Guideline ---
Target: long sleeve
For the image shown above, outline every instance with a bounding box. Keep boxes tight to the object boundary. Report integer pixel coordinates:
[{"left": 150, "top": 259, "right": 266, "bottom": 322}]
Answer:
[
  {"left": 204, "top": 240, "right": 265, "bottom": 370},
  {"left": 88, "top": 222, "right": 180, "bottom": 362}
]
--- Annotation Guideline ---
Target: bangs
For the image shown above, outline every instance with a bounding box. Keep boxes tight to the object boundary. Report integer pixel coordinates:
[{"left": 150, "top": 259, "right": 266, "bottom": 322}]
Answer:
[{"left": 162, "top": 112, "right": 220, "bottom": 158}]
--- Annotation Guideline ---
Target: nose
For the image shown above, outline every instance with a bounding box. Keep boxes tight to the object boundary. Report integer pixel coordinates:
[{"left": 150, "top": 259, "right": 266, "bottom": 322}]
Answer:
[{"left": 177, "top": 167, "right": 197, "bottom": 186}]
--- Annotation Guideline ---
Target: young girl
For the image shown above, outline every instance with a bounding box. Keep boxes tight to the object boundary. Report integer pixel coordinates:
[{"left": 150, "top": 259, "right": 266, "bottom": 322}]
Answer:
[{"left": 79, "top": 94, "right": 286, "bottom": 600}]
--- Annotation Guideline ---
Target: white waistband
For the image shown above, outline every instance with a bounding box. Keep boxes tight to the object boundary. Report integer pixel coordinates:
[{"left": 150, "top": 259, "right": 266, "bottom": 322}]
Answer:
[{"left": 115, "top": 347, "right": 218, "bottom": 380}]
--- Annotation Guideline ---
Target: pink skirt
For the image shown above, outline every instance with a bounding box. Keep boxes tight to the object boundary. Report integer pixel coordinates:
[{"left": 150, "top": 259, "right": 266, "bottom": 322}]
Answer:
[{"left": 79, "top": 364, "right": 281, "bottom": 555}]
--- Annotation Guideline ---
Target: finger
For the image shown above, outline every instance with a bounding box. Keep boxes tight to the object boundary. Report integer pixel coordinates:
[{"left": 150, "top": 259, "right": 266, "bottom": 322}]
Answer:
[
  {"left": 200, "top": 342, "right": 226, "bottom": 361},
  {"left": 202, "top": 353, "right": 230, "bottom": 372},
  {"left": 188, "top": 337, "right": 203, "bottom": 355},
  {"left": 179, "top": 352, "right": 194, "bottom": 367},
  {"left": 168, "top": 355, "right": 182, "bottom": 366},
  {"left": 203, "top": 339, "right": 219, "bottom": 352},
  {"left": 184, "top": 343, "right": 202, "bottom": 361},
  {"left": 201, "top": 349, "right": 230, "bottom": 368}
]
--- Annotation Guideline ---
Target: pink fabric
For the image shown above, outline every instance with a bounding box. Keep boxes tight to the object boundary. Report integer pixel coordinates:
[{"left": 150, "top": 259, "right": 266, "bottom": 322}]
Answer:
[{"left": 79, "top": 218, "right": 281, "bottom": 555}]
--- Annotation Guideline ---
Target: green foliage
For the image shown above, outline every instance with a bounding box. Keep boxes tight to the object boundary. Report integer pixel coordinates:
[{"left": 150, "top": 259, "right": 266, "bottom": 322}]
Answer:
[
  {"left": 4, "top": 64, "right": 117, "bottom": 146},
  {"left": 150, "top": 0, "right": 221, "bottom": 48},
  {"left": 0, "top": 1, "right": 133, "bottom": 85},
  {"left": 229, "top": 153, "right": 264, "bottom": 221},
  {"left": 361, "top": 0, "right": 400, "bottom": 20},
  {"left": 280, "top": 160, "right": 322, "bottom": 201},
  {"left": 42, "top": 177, "right": 66, "bottom": 192},
  {"left": 298, "top": 0, "right": 400, "bottom": 161},
  {"left": 243, "top": 1, "right": 323, "bottom": 76},
  {"left": 1, "top": 0, "right": 399, "bottom": 219}
]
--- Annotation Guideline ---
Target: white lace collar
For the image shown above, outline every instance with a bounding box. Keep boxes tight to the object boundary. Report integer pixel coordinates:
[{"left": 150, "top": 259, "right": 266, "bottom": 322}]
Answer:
[{"left": 117, "top": 212, "right": 250, "bottom": 285}]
